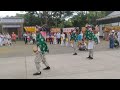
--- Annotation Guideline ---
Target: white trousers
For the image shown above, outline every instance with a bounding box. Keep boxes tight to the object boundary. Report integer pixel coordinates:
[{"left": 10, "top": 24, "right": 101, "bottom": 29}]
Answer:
[
  {"left": 34, "top": 53, "right": 49, "bottom": 73},
  {"left": 88, "top": 49, "right": 93, "bottom": 58},
  {"left": 71, "top": 42, "right": 77, "bottom": 53}
]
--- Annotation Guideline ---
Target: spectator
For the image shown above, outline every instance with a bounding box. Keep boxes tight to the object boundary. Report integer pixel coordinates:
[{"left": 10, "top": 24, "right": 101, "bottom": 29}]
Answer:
[
  {"left": 56, "top": 32, "right": 61, "bottom": 44},
  {"left": 23, "top": 32, "right": 28, "bottom": 44},
  {"left": 109, "top": 30, "right": 115, "bottom": 49},
  {"left": 117, "top": 31, "right": 120, "bottom": 46},
  {"left": 49, "top": 33, "right": 53, "bottom": 44},
  {"left": 53, "top": 33, "right": 57, "bottom": 44},
  {"left": 11, "top": 32, "right": 17, "bottom": 44},
  {"left": 61, "top": 32, "right": 65, "bottom": 46},
  {"left": 32, "top": 32, "right": 36, "bottom": 44}
]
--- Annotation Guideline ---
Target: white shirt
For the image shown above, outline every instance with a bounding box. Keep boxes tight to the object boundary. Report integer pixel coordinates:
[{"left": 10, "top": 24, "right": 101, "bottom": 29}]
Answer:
[
  {"left": 61, "top": 34, "right": 65, "bottom": 40},
  {"left": 6, "top": 34, "right": 11, "bottom": 39},
  {"left": 32, "top": 34, "right": 36, "bottom": 39},
  {"left": 23, "top": 33, "right": 27, "bottom": 37},
  {"left": 88, "top": 40, "right": 94, "bottom": 49},
  {"left": 95, "top": 32, "right": 99, "bottom": 37},
  {"left": 0, "top": 35, "right": 2, "bottom": 42},
  {"left": 81, "top": 32, "right": 83, "bottom": 37},
  {"left": 54, "top": 33, "right": 57, "bottom": 37},
  {"left": 0, "top": 35, "right": 3, "bottom": 38},
  {"left": 117, "top": 32, "right": 120, "bottom": 38},
  {"left": 56, "top": 33, "right": 61, "bottom": 39}
]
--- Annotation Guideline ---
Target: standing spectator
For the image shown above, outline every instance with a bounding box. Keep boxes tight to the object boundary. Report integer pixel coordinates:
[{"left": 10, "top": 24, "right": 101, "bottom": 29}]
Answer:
[
  {"left": 4, "top": 33, "right": 8, "bottom": 46},
  {"left": 65, "top": 32, "right": 67, "bottom": 39},
  {"left": 61, "top": 36, "right": 64, "bottom": 46},
  {"left": 117, "top": 31, "right": 120, "bottom": 46},
  {"left": 32, "top": 32, "right": 36, "bottom": 44},
  {"left": 56, "top": 32, "right": 61, "bottom": 44},
  {"left": 0, "top": 33, "right": 3, "bottom": 46},
  {"left": 23, "top": 32, "right": 28, "bottom": 45},
  {"left": 65, "top": 36, "right": 69, "bottom": 47},
  {"left": 23, "top": 32, "right": 27, "bottom": 44},
  {"left": 27, "top": 32, "right": 31, "bottom": 44},
  {"left": 61, "top": 32, "right": 65, "bottom": 46},
  {"left": 46, "top": 33, "right": 49, "bottom": 42},
  {"left": 49, "top": 33, "right": 53, "bottom": 44},
  {"left": 67, "top": 32, "right": 71, "bottom": 46},
  {"left": 77, "top": 32, "right": 83, "bottom": 49},
  {"left": 53, "top": 33, "right": 57, "bottom": 44},
  {"left": 109, "top": 30, "right": 115, "bottom": 49},
  {"left": 95, "top": 31, "right": 100, "bottom": 43},
  {"left": 6, "top": 33, "right": 12, "bottom": 46},
  {"left": 2, "top": 33, "right": 5, "bottom": 46},
  {"left": 11, "top": 32, "right": 17, "bottom": 44},
  {"left": 64, "top": 33, "right": 67, "bottom": 46}
]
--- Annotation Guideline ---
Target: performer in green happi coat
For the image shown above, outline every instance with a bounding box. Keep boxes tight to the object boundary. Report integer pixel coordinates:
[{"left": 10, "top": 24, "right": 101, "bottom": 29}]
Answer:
[{"left": 33, "top": 27, "right": 50, "bottom": 76}]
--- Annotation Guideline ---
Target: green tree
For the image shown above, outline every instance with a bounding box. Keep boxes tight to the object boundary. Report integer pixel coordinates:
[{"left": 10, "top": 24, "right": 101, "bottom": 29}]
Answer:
[
  {"left": 25, "top": 11, "right": 74, "bottom": 27},
  {"left": 23, "top": 12, "right": 41, "bottom": 26}
]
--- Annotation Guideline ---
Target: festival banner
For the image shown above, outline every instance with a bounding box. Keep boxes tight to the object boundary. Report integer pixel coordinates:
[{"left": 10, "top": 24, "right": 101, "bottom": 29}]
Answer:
[
  {"left": 50, "top": 28, "right": 61, "bottom": 33},
  {"left": 63, "top": 28, "right": 75, "bottom": 32},
  {"left": 24, "top": 26, "right": 36, "bottom": 32}
]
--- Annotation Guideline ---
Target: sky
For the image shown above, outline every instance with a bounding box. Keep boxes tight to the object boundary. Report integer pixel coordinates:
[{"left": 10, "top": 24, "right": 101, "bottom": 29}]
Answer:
[{"left": 0, "top": 11, "right": 25, "bottom": 17}]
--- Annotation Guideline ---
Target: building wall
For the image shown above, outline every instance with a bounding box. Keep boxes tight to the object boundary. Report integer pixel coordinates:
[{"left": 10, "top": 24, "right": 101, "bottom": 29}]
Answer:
[{"left": 0, "top": 17, "right": 24, "bottom": 39}]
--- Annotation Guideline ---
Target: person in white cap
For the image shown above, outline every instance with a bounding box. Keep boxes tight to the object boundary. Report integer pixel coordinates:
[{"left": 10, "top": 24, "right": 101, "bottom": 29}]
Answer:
[{"left": 109, "top": 30, "right": 115, "bottom": 48}]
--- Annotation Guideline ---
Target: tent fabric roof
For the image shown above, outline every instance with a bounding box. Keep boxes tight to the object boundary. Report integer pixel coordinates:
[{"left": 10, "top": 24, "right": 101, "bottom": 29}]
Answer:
[
  {"left": 97, "top": 11, "right": 120, "bottom": 21},
  {"left": 96, "top": 11, "right": 120, "bottom": 24},
  {"left": 107, "top": 11, "right": 120, "bottom": 17}
]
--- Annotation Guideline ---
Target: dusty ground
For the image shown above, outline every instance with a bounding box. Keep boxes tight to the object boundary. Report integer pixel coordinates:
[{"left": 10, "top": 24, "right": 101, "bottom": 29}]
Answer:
[{"left": 0, "top": 39, "right": 119, "bottom": 58}]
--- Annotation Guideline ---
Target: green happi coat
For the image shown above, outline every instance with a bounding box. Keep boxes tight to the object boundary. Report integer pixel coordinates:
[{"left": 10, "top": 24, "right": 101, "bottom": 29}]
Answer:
[
  {"left": 70, "top": 33, "right": 78, "bottom": 42},
  {"left": 85, "top": 29, "right": 98, "bottom": 44},
  {"left": 36, "top": 33, "right": 49, "bottom": 54}
]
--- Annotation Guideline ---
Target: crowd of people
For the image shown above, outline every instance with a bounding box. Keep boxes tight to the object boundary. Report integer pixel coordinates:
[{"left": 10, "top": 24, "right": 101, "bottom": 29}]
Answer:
[
  {"left": 47, "top": 31, "right": 87, "bottom": 49},
  {"left": 2, "top": 24, "right": 120, "bottom": 76},
  {"left": 46, "top": 27, "right": 100, "bottom": 51},
  {"left": 50, "top": 25, "right": 100, "bottom": 59},
  {"left": 0, "top": 32, "right": 17, "bottom": 47},
  {"left": 23, "top": 32, "right": 36, "bottom": 45}
]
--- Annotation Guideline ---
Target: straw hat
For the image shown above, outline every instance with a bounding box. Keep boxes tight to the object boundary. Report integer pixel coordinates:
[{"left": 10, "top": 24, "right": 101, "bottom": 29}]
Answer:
[{"left": 33, "top": 46, "right": 38, "bottom": 52}]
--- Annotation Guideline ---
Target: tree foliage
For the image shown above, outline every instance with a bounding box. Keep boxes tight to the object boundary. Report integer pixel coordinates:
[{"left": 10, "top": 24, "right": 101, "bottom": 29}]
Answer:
[{"left": 16, "top": 11, "right": 110, "bottom": 28}]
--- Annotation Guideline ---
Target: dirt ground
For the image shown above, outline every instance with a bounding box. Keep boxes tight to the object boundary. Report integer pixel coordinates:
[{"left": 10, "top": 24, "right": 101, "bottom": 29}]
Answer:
[{"left": 0, "top": 39, "right": 119, "bottom": 58}]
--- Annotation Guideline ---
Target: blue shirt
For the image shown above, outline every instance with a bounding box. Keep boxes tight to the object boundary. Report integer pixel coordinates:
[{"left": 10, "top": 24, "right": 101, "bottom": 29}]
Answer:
[{"left": 77, "top": 34, "right": 82, "bottom": 41}]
